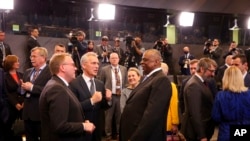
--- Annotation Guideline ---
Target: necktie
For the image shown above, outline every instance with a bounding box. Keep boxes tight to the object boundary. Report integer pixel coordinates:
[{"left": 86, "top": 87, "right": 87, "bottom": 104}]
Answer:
[
  {"left": 90, "top": 79, "right": 95, "bottom": 95},
  {"left": 115, "top": 68, "right": 121, "bottom": 95},
  {"left": 0, "top": 43, "right": 5, "bottom": 61},
  {"left": 31, "top": 69, "right": 40, "bottom": 83}
]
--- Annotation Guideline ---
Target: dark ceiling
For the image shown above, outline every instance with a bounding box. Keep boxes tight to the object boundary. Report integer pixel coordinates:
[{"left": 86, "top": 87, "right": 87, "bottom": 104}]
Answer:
[{"left": 88, "top": 0, "right": 250, "bottom": 15}]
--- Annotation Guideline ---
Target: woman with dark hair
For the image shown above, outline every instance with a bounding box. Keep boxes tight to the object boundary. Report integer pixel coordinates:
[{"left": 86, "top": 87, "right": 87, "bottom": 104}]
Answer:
[
  {"left": 87, "top": 40, "right": 95, "bottom": 52},
  {"left": 3, "top": 55, "right": 24, "bottom": 140}
]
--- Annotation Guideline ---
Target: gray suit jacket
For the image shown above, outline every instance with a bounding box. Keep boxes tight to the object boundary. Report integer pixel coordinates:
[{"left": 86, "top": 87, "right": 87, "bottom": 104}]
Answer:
[
  {"left": 99, "top": 65, "right": 127, "bottom": 92},
  {"left": 181, "top": 75, "right": 215, "bottom": 140},
  {"left": 120, "top": 70, "right": 172, "bottom": 141},
  {"left": 94, "top": 44, "right": 112, "bottom": 63}
]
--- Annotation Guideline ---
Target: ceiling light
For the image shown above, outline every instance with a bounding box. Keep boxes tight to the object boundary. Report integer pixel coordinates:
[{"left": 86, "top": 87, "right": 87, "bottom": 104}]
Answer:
[
  {"left": 163, "top": 15, "right": 170, "bottom": 27},
  {"left": 229, "top": 19, "right": 240, "bottom": 30}
]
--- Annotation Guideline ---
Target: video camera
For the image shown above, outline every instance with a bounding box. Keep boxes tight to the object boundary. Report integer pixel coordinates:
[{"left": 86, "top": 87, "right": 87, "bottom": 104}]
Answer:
[
  {"left": 204, "top": 39, "right": 212, "bottom": 49},
  {"left": 125, "top": 36, "right": 135, "bottom": 49}
]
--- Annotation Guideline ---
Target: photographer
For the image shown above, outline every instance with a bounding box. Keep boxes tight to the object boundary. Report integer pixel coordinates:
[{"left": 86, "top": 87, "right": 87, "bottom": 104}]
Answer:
[
  {"left": 124, "top": 36, "right": 145, "bottom": 70},
  {"left": 203, "top": 38, "right": 223, "bottom": 66},
  {"left": 67, "top": 30, "right": 87, "bottom": 75},
  {"left": 153, "top": 38, "right": 174, "bottom": 74},
  {"left": 223, "top": 41, "right": 244, "bottom": 59}
]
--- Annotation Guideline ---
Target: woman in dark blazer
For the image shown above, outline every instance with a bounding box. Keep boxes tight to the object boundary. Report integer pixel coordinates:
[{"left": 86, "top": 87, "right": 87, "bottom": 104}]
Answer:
[{"left": 3, "top": 55, "right": 24, "bottom": 140}]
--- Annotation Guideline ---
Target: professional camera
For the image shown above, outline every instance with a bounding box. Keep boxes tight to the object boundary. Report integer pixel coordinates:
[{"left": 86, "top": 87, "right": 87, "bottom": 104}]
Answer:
[
  {"left": 125, "top": 36, "right": 134, "bottom": 48},
  {"left": 124, "top": 36, "right": 137, "bottom": 68},
  {"left": 204, "top": 39, "right": 212, "bottom": 49}
]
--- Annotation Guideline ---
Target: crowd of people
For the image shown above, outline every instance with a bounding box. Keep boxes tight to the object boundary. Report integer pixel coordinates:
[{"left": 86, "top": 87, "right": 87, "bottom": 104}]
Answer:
[{"left": 1, "top": 28, "right": 250, "bottom": 141}]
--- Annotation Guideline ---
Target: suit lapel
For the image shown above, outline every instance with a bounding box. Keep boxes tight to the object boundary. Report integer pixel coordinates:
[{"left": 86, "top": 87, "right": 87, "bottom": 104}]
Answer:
[{"left": 79, "top": 76, "right": 92, "bottom": 97}]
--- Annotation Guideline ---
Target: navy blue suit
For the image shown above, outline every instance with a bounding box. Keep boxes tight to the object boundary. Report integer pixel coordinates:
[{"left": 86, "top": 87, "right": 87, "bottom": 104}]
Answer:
[{"left": 178, "top": 53, "right": 195, "bottom": 75}]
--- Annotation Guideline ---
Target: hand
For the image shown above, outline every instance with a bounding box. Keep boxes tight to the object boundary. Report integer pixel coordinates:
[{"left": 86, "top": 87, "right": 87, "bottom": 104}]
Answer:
[
  {"left": 200, "top": 138, "right": 208, "bottom": 141},
  {"left": 15, "top": 103, "right": 23, "bottom": 111},
  {"left": 83, "top": 120, "right": 95, "bottom": 133},
  {"left": 91, "top": 91, "right": 102, "bottom": 104},
  {"left": 21, "top": 81, "right": 33, "bottom": 91},
  {"left": 171, "top": 124, "right": 178, "bottom": 133},
  {"left": 102, "top": 52, "right": 107, "bottom": 57},
  {"left": 105, "top": 89, "right": 112, "bottom": 101}
]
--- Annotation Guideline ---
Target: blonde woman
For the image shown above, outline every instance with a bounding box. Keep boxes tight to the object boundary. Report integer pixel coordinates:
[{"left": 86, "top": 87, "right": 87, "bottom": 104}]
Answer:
[
  {"left": 161, "top": 63, "right": 179, "bottom": 134},
  {"left": 120, "top": 67, "right": 141, "bottom": 114},
  {"left": 212, "top": 66, "right": 250, "bottom": 141}
]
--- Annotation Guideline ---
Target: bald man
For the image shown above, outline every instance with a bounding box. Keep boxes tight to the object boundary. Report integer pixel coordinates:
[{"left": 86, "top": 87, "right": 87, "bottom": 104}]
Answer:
[
  {"left": 120, "top": 49, "right": 172, "bottom": 141},
  {"left": 178, "top": 46, "right": 195, "bottom": 75}
]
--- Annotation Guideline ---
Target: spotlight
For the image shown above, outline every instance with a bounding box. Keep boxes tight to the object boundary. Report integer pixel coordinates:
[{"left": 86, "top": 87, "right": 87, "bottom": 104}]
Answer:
[{"left": 179, "top": 12, "right": 195, "bottom": 27}]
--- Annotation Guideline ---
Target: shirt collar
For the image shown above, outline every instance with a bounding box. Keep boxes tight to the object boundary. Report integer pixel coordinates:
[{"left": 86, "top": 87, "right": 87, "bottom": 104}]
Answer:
[
  {"left": 195, "top": 73, "right": 205, "bottom": 83},
  {"left": 145, "top": 67, "right": 162, "bottom": 78},
  {"left": 82, "top": 73, "right": 94, "bottom": 82},
  {"left": 57, "top": 75, "right": 69, "bottom": 86}
]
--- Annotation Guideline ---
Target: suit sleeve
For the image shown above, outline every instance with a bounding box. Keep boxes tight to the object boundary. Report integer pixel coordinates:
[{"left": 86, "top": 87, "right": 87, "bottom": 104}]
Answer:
[
  {"left": 185, "top": 83, "right": 206, "bottom": 139},
  {"left": 46, "top": 85, "right": 84, "bottom": 135},
  {"left": 131, "top": 76, "right": 172, "bottom": 140},
  {"left": 69, "top": 81, "right": 93, "bottom": 111}
]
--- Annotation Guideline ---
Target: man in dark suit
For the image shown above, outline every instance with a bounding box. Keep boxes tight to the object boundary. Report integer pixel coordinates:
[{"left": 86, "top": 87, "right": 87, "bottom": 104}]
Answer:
[
  {"left": 0, "top": 31, "right": 12, "bottom": 68},
  {"left": 120, "top": 49, "right": 172, "bottom": 141},
  {"left": 26, "top": 27, "right": 41, "bottom": 69},
  {"left": 99, "top": 52, "right": 127, "bottom": 140},
  {"left": 0, "top": 68, "right": 9, "bottom": 141},
  {"left": 232, "top": 54, "right": 250, "bottom": 88},
  {"left": 39, "top": 53, "right": 95, "bottom": 141},
  {"left": 69, "top": 52, "right": 112, "bottom": 141},
  {"left": 203, "top": 38, "right": 223, "bottom": 66},
  {"left": 178, "top": 46, "right": 195, "bottom": 75},
  {"left": 21, "top": 47, "right": 51, "bottom": 141},
  {"left": 181, "top": 58, "right": 217, "bottom": 141},
  {"left": 215, "top": 55, "right": 233, "bottom": 90}
]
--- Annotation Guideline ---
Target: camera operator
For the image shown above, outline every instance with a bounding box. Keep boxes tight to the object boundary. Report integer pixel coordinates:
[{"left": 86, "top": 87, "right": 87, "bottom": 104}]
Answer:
[
  {"left": 124, "top": 36, "right": 145, "bottom": 71},
  {"left": 203, "top": 38, "right": 223, "bottom": 66},
  {"left": 153, "top": 38, "right": 174, "bottom": 74},
  {"left": 67, "top": 30, "right": 87, "bottom": 75},
  {"left": 223, "top": 41, "right": 244, "bottom": 59}
]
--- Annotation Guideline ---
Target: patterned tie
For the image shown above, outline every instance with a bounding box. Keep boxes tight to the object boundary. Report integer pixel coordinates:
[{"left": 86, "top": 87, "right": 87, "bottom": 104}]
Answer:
[
  {"left": 0, "top": 43, "right": 5, "bottom": 61},
  {"left": 31, "top": 69, "right": 40, "bottom": 83},
  {"left": 115, "top": 68, "right": 121, "bottom": 95},
  {"left": 90, "top": 79, "right": 95, "bottom": 95}
]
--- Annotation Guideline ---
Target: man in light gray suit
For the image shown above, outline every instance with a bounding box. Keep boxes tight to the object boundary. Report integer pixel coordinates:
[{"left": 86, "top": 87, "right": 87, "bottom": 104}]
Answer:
[{"left": 99, "top": 52, "right": 127, "bottom": 140}]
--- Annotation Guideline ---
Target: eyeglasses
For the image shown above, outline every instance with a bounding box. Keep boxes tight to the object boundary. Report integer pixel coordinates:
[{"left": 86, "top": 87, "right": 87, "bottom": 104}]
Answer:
[
  {"left": 207, "top": 68, "right": 216, "bottom": 73},
  {"left": 62, "top": 63, "right": 76, "bottom": 67}
]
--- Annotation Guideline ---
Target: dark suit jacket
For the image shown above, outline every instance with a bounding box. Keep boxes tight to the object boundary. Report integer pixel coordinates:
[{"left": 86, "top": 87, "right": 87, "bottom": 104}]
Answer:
[
  {"left": 244, "top": 73, "right": 250, "bottom": 89},
  {"left": 22, "top": 65, "right": 51, "bottom": 121},
  {"left": 4, "top": 72, "right": 24, "bottom": 108},
  {"left": 99, "top": 65, "right": 127, "bottom": 91},
  {"left": 26, "top": 37, "right": 41, "bottom": 68},
  {"left": 69, "top": 75, "right": 110, "bottom": 141},
  {"left": 204, "top": 47, "right": 223, "bottom": 66},
  {"left": 0, "top": 68, "right": 9, "bottom": 123},
  {"left": 120, "top": 70, "right": 172, "bottom": 141},
  {"left": 178, "top": 54, "right": 195, "bottom": 75},
  {"left": 94, "top": 44, "right": 112, "bottom": 63},
  {"left": 181, "top": 75, "right": 215, "bottom": 140},
  {"left": 215, "top": 64, "right": 228, "bottom": 90},
  {"left": 39, "top": 75, "right": 86, "bottom": 141},
  {"left": 0, "top": 42, "right": 12, "bottom": 68}
]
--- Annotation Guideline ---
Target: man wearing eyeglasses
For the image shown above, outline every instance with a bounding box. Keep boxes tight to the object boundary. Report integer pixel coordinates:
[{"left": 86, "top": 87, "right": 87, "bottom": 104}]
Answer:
[{"left": 181, "top": 58, "right": 217, "bottom": 141}]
